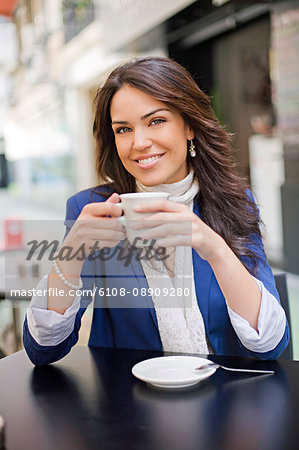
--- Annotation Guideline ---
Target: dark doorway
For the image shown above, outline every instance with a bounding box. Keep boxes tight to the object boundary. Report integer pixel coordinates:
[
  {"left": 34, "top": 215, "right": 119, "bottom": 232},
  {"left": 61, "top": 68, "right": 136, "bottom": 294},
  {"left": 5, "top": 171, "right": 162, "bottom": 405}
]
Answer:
[{"left": 168, "top": 13, "right": 272, "bottom": 181}]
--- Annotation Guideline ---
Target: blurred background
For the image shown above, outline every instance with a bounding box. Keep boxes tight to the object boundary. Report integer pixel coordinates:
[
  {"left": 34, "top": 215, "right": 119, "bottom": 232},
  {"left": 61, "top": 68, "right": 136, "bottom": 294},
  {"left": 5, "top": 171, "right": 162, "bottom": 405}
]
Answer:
[{"left": 0, "top": 0, "right": 298, "bottom": 358}]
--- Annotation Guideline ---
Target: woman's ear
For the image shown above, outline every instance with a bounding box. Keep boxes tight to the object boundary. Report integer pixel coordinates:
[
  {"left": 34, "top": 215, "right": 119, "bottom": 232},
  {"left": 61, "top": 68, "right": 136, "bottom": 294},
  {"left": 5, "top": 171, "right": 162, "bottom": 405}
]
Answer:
[
  {"left": 185, "top": 123, "right": 194, "bottom": 140},
  {"left": 186, "top": 127, "right": 195, "bottom": 140}
]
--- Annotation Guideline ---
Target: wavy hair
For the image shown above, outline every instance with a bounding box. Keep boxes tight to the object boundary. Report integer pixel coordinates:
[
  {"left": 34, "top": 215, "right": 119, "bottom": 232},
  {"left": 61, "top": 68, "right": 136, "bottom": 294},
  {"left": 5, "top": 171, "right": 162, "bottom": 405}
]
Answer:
[{"left": 92, "top": 57, "right": 262, "bottom": 272}]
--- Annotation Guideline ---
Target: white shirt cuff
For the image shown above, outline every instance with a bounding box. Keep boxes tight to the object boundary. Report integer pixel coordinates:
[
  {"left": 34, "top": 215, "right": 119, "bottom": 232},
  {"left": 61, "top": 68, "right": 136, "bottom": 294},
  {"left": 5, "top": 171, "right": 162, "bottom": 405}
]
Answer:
[
  {"left": 227, "top": 277, "right": 286, "bottom": 353},
  {"left": 26, "top": 275, "right": 81, "bottom": 346}
]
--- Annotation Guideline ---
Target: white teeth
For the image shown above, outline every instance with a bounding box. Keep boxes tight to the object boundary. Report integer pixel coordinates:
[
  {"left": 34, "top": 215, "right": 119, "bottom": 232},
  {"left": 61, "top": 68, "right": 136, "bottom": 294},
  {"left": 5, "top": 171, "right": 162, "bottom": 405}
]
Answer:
[{"left": 138, "top": 155, "right": 162, "bottom": 164}]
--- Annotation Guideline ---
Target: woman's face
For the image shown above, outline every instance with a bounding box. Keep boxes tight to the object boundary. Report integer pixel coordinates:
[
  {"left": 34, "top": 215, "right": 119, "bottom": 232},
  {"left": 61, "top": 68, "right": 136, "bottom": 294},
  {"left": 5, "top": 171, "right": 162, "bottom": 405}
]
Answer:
[{"left": 110, "top": 84, "right": 194, "bottom": 186}]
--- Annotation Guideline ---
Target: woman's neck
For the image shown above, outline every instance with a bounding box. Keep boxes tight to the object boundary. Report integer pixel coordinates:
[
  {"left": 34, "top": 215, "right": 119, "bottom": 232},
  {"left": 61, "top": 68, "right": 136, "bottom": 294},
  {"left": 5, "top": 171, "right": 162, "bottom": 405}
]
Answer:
[{"left": 136, "top": 171, "right": 194, "bottom": 193}]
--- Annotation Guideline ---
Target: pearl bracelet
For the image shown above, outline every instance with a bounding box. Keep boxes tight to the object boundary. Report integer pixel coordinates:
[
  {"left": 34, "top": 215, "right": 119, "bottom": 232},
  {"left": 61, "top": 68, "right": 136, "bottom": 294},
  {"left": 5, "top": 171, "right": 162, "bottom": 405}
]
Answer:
[{"left": 52, "top": 259, "right": 83, "bottom": 290}]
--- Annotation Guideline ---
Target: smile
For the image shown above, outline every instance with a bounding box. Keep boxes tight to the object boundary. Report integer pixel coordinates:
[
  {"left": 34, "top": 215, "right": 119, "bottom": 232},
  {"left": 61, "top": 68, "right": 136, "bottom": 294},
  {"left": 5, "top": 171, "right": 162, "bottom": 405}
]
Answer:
[
  {"left": 135, "top": 154, "right": 165, "bottom": 167},
  {"left": 138, "top": 155, "right": 161, "bottom": 164}
]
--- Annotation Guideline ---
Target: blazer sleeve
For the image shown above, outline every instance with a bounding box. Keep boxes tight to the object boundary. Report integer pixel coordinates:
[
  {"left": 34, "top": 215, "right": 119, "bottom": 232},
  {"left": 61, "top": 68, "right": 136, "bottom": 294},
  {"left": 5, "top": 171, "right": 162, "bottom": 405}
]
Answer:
[
  {"left": 23, "top": 195, "right": 97, "bottom": 365},
  {"left": 235, "top": 191, "right": 290, "bottom": 359}
]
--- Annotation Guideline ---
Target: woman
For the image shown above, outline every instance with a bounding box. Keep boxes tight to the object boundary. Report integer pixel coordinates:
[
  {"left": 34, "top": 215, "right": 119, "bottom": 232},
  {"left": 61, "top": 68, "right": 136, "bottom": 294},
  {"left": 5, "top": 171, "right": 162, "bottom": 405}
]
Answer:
[{"left": 23, "top": 57, "right": 289, "bottom": 365}]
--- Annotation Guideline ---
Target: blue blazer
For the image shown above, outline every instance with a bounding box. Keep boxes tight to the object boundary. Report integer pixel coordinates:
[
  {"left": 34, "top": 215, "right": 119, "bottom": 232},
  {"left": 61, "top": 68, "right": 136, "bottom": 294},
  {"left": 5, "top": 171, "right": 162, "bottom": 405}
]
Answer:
[{"left": 23, "top": 187, "right": 289, "bottom": 365}]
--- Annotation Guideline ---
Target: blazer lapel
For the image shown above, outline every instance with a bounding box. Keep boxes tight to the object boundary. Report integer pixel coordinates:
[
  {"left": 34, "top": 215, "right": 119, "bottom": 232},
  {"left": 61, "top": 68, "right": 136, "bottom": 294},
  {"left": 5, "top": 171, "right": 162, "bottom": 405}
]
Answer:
[
  {"left": 192, "top": 201, "right": 213, "bottom": 330},
  {"left": 129, "top": 252, "right": 159, "bottom": 330},
  {"left": 104, "top": 242, "right": 158, "bottom": 330}
]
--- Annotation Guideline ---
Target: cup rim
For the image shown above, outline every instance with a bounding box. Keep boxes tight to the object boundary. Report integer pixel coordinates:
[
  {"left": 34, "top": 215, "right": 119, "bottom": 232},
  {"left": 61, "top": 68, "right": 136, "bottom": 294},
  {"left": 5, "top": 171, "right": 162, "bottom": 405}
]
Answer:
[{"left": 119, "top": 192, "right": 169, "bottom": 199}]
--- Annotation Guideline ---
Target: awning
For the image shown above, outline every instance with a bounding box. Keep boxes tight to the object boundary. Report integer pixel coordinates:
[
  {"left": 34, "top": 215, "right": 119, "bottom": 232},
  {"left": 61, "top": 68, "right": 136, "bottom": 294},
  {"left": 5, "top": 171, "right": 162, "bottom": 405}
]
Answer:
[{"left": 0, "top": 0, "right": 19, "bottom": 17}]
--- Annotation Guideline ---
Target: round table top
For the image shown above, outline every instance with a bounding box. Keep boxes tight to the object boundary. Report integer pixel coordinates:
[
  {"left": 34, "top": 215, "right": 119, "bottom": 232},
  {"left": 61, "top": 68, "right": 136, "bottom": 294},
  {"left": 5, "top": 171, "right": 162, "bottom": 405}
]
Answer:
[{"left": 0, "top": 346, "right": 299, "bottom": 450}]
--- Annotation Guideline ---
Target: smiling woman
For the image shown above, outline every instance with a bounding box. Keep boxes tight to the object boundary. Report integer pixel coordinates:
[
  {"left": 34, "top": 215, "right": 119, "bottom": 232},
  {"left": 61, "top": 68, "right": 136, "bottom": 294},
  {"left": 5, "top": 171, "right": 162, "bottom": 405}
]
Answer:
[
  {"left": 23, "top": 57, "right": 290, "bottom": 365},
  {"left": 110, "top": 85, "right": 193, "bottom": 185}
]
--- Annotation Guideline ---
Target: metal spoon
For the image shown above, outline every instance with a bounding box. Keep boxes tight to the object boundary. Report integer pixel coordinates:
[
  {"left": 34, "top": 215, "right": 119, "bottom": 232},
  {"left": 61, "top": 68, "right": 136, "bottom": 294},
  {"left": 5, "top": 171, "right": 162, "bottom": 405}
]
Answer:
[{"left": 195, "top": 361, "right": 274, "bottom": 375}]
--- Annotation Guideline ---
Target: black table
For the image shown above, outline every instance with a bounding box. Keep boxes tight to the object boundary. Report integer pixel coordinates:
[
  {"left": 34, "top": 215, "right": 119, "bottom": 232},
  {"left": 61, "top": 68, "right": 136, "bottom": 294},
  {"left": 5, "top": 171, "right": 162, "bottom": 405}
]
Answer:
[{"left": 0, "top": 346, "right": 299, "bottom": 450}]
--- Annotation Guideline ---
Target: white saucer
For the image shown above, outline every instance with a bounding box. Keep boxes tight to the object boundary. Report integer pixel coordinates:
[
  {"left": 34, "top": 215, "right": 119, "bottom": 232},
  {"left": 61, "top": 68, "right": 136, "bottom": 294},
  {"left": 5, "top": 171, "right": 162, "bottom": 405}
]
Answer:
[{"left": 132, "top": 356, "right": 217, "bottom": 389}]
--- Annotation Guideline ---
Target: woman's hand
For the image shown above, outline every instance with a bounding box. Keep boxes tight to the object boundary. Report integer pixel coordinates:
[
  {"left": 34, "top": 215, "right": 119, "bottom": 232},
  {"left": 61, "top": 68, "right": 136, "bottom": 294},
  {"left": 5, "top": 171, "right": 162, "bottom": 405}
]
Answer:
[
  {"left": 132, "top": 199, "right": 226, "bottom": 263},
  {"left": 133, "top": 199, "right": 261, "bottom": 331},
  {"left": 63, "top": 193, "right": 125, "bottom": 260},
  {"left": 48, "top": 193, "right": 125, "bottom": 314}
]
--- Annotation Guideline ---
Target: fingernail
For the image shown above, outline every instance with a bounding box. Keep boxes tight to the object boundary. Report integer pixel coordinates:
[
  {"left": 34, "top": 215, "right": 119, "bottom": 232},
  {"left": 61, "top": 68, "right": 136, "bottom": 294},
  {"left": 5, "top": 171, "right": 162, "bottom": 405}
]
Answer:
[{"left": 134, "top": 205, "right": 142, "bottom": 211}]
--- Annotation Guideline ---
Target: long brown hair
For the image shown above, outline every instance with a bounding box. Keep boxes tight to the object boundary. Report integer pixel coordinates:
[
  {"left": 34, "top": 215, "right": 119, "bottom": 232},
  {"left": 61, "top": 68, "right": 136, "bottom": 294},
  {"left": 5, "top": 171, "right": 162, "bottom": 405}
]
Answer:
[{"left": 92, "top": 57, "right": 262, "bottom": 273}]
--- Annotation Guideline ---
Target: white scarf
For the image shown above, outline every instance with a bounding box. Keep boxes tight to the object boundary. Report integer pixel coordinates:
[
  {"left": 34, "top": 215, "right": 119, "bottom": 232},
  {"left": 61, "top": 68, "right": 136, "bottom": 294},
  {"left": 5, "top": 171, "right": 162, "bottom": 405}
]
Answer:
[{"left": 136, "top": 172, "right": 209, "bottom": 354}]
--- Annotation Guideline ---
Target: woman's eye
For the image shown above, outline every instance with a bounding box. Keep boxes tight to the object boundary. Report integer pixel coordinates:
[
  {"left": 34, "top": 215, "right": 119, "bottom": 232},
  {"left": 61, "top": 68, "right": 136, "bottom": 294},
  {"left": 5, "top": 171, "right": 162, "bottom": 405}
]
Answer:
[
  {"left": 115, "top": 127, "right": 131, "bottom": 134},
  {"left": 150, "top": 118, "right": 166, "bottom": 126}
]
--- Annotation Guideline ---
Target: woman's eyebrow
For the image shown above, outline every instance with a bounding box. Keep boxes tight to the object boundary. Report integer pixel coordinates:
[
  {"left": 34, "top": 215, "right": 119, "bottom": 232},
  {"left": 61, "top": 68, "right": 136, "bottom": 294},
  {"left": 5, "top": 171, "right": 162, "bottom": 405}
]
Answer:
[
  {"left": 111, "top": 108, "right": 170, "bottom": 125},
  {"left": 141, "top": 108, "right": 170, "bottom": 120}
]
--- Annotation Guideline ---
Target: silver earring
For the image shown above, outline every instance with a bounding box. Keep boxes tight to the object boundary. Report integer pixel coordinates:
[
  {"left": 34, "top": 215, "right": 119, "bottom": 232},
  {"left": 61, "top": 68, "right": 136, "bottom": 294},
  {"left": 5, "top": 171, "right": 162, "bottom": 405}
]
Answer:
[{"left": 189, "top": 139, "right": 196, "bottom": 157}]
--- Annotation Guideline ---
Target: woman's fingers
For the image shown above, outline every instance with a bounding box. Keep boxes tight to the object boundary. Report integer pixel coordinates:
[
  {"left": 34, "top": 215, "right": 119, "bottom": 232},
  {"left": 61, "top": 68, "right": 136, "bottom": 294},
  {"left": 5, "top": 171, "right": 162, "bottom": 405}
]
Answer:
[
  {"left": 138, "top": 222, "right": 191, "bottom": 241},
  {"left": 82, "top": 199, "right": 122, "bottom": 218},
  {"left": 134, "top": 199, "right": 184, "bottom": 214},
  {"left": 127, "top": 201, "right": 194, "bottom": 247},
  {"left": 156, "top": 235, "right": 191, "bottom": 247},
  {"left": 131, "top": 212, "right": 191, "bottom": 228},
  {"left": 107, "top": 192, "right": 121, "bottom": 203},
  {"left": 91, "top": 230, "right": 125, "bottom": 243},
  {"left": 130, "top": 218, "right": 164, "bottom": 229},
  {"left": 76, "top": 217, "right": 124, "bottom": 232},
  {"left": 67, "top": 217, "right": 125, "bottom": 253},
  {"left": 76, "top": 223, "right": 125, "bottom": 242}
]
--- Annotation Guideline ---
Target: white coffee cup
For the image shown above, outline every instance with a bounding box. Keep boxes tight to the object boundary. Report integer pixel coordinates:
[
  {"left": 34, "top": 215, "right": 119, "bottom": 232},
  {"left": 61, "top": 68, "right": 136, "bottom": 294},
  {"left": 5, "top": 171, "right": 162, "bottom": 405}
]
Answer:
[{"left": 115, "top": 192, "right": 169, "bottom": 244}]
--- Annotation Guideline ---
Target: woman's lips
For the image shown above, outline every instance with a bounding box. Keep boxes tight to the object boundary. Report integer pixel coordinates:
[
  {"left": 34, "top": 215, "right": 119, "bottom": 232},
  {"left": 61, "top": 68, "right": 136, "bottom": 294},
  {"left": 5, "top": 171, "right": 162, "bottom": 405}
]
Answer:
[{"left": 135, "top": 153, "right": 165, "bottom": 169}]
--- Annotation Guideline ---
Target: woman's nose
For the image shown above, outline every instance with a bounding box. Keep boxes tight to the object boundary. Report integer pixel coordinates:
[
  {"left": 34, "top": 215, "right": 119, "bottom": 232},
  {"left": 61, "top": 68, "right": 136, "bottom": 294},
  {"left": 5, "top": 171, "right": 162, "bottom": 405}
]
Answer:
[{"left": 132, "top": 129, "right": 152, "bottom": 151}]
